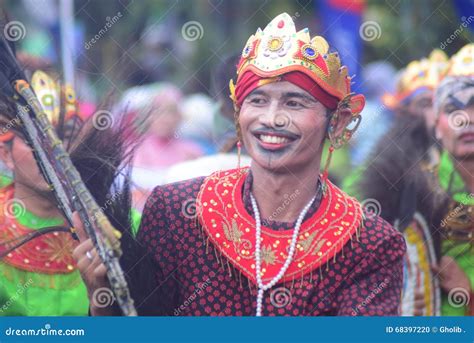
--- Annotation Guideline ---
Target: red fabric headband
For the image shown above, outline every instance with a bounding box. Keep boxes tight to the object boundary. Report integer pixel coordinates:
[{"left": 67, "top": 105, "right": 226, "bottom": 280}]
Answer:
[{"left": 234, "top": 70, "right": 339, "bottom": 110}]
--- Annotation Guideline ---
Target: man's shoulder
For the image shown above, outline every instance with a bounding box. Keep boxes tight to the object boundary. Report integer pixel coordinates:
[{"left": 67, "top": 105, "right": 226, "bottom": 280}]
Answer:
[
  {"left": 148, "top": 175, "right": 207, "bottom": 204},
  {"left": 359, "top": 213, "right": 407, "bottom": 263},
  {"left": 331, "top": 181, "right": 406, "bottom": 256}
]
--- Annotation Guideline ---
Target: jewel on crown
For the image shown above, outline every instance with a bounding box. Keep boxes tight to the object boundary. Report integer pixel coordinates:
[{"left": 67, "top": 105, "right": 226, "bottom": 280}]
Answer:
[{"left": 235, "top": 13, "right": 365, "bottom": 115}]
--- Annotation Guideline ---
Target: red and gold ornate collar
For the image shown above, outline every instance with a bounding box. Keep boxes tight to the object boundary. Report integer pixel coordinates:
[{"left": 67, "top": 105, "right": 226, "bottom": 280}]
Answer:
[
  {"left": 0, "top": 184, "right": 77, "bottom": 274},
  {"left": 196, "top": 168, "right": 363, "bottom": 285}
]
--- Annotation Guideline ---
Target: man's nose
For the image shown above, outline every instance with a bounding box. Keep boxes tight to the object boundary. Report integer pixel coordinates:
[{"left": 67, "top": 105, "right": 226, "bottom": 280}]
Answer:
[{"left": 258, "top": 102, "right": 291, "bottom": 130}]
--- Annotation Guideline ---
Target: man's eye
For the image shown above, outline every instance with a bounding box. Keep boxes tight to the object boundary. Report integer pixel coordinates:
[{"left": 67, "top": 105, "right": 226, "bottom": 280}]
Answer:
[
  {"left": 250, "top": 98, "right": 266, "bottom": 105},
  {"left": 287, "top": 100, "right": 303, "bottom": 108}
]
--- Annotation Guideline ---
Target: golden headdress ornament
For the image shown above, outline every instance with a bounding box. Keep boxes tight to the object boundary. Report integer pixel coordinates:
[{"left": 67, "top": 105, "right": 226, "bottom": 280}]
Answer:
[
  {"left": 382, "top": 49, "right": 448, "bottom": 109},
  {"left": 444, "top": 43, "right": 474, "bottom": 77},
  {"left": 0, "top": 70, "right": 79, "bottom": 142},
  {"left": 232, "top": 13, "right": 365, "bottom": 115}
]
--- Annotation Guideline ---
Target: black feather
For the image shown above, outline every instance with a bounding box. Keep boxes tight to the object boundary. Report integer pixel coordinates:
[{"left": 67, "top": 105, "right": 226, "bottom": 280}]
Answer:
[{"left": 0, "top": 33, "right": 26, "bottom": 87}]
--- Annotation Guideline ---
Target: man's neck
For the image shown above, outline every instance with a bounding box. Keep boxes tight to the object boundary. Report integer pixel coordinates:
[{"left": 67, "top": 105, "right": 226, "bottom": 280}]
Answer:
[
  {"left": 249, "top": 163, "right": 320, "bottom": 223},
  {"left": 13, "top": 183, "right": 62, "bottom": 219},
  {"left": 454, "top": 157, "right": 474, "bottom": 193}
]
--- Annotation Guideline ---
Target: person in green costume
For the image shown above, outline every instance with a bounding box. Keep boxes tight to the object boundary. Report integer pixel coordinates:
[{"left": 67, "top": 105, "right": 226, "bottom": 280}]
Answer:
[
  {"left": 348, "top": 49, "right": 473, "bottom": 317},
  {"left": 433, "top": 43, "right": 474, "bottom": 316},
  {"left": 0, "top": 66, "right": 139, "bottom": 316}
]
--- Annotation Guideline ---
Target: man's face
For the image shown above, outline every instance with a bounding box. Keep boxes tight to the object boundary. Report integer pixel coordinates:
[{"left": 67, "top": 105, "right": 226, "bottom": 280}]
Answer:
[
  {"left": 239, "top": 81, "right": 329, "bottom": 173},
  {"left": 437, "top": 86, "right": 474, "bottom": 159},
  {"left": 0, "top": 135, "right": 51, "bottom": 193},
  {"left": 405, "top": 90, "right": 435, "bottom": 129}
]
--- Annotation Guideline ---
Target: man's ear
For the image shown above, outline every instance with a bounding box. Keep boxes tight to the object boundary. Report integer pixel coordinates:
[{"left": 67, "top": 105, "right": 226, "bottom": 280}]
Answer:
[
  {"left": 0, "top": 140, "right": 14, "bottom": 171},
  {"left": 332, "top": 108, "right": 353, "bottom": 138}
]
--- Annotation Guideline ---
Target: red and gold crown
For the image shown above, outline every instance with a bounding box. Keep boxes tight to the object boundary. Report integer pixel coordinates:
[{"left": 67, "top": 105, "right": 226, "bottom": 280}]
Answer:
[
  {"left": 231, "top": 13, "right": 365, "bottom": 115},
  {"left": 382, "top": 49, "right": 448, "bottom": 109},
  {"left": 445, "top": 43, "right": 474, "bottom": 77}
]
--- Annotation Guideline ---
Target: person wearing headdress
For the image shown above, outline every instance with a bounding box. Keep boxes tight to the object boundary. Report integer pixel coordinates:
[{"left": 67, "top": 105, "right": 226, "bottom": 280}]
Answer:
[
  {"left": 0, "top": 67, "right": 135, "bottom": 315},
  {"left": 344, "top": 50, "right": 449, "bottom": 194},
  {"left": 119, "top": 83, "right": 205, "bottom": 210},
  {"left": 350, "top": 51, "right": 449, "bottom": 316},
  {"left": 73, "top": 13, "right": 406, "bottom": 316},
  {"left": 382, "top": 50, "right": 448, "bottom": 137},
  {"left": 433, "top": 43, "right": 474, "bottom": 316}
]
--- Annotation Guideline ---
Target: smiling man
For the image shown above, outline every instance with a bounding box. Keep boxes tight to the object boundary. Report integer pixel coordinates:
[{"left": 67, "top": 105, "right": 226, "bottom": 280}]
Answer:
[{"left": 73, "top": 13, "right": 406, "bottom": 316}]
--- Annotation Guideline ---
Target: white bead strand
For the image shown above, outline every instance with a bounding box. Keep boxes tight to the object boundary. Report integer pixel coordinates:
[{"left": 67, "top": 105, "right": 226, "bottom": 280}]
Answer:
[{"left": 250, "top": 193, "right": 316, "bottom": 316}]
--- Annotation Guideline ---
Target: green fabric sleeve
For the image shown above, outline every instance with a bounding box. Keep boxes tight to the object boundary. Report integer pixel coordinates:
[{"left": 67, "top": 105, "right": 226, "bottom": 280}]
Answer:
[
  {"left": 0, "top": 174, "right": 13, "bottom": 188},
  {"left": 131, "top": 208, "right": 142, "bottom": 238},
  {"left": 441, "top": 241, "right": 474, "bottom": 316},
  {"left": 0, "top": 262, "right": 89, "bottom": 316}
]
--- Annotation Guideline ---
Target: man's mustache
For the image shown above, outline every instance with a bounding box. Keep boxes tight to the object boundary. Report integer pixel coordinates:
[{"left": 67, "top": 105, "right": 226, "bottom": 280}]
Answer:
[{"left": 251, "top": 127, "right": 300, "bottom": 140}]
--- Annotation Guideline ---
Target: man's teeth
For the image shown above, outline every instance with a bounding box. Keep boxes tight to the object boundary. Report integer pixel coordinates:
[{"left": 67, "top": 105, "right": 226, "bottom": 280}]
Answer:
[{"left": 259, "top": 134, "right": 290, "bottom": 144}]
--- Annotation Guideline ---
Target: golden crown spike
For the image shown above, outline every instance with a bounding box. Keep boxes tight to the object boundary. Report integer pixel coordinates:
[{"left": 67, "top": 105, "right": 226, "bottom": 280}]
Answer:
[
  {"left": 31, "top": 70, "right": 61, "bottom": 125},
  {"left": 235, "top": 13, "right": 364, "bottom": 115},
  {"left": 445, "top": 43, "right": 474, "bottom": 78},
  {"left": 382, "top": 49, "right": 449, "bottom": 109}
]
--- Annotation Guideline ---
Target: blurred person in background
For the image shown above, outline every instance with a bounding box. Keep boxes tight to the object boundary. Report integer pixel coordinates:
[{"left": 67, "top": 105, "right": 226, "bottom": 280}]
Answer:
[
  {"left": 433, "top": 43, "right": 474, "bottom": 316},
  {"left": 163, "top": 54, "right": 251, "bottom": 183},
  {"left": 178, "top": 93, "right": 217, "bottom": 155},
  {"left": 351, "top": 50, "right": 450, "bottom": 316},
  {"left": 382, "top": 50, "right": 449, "bottom": 167},
  {"left": 349, "top": 61, "right": 396, "bottom": 167},
  {"left": 121, "top": 83, "right": 204, "bottom": 209}
]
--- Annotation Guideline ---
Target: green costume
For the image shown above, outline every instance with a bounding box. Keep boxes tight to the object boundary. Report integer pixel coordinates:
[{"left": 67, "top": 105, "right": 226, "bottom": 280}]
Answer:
[
  {"left": 0, "top": 176, "right": 88, "bottom": 316},
  {"left": 437, "top": 151, "right": 474, "bottom": 316},
  {"left": 0, "top": 176, "right": 141, "bottom": 316}
]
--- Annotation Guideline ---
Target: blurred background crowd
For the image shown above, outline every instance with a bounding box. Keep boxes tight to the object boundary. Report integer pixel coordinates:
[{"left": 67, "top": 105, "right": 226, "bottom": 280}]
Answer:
[
  {"left": 2, "top": 1, "right": 471, "bottom": 208},
  {"left": 0, "top": 0, "right": 473, "bottom": 317}
]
